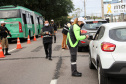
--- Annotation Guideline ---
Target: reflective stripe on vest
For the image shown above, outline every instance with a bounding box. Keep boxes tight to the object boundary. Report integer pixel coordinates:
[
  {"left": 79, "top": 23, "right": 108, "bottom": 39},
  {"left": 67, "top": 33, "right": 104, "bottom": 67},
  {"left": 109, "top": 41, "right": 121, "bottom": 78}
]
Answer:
[{"left": 67, "top": 33, "right": 79, "bottom": 47}]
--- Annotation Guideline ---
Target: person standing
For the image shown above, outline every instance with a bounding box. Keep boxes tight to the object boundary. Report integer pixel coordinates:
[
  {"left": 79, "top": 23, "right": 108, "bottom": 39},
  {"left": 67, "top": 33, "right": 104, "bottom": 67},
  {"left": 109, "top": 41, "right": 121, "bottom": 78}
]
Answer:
[
  {"left": 50, "top": 19, "right": 57, "bottom": 43},
  {"left": 62, "top": 23, "right": 69, "bottom": 49},
  {"left": 70, "top": 19, "right": 74, "bottom": 25},
  {"left": 67, "top": 17, "right": 89, "bottom": 77},
  {"left": 41, "top": 20, "right": 54, "bottom": 60},
  {"left": 0, "top": 21, "right": 12, "bottom": 55}
]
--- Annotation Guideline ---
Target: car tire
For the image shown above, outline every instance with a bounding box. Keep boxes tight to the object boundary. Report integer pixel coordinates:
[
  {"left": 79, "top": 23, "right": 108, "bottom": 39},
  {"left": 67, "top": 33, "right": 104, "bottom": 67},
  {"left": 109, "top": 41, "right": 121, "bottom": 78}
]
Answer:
[
  {"left": 78, "top": 47, "right": 82, "bottom": 52},
  {"left": 89, "top": 55, "right": 95, "bottom": 69},
  {"left": 98, "top": 63, "right": 108, "bottom": 84}
]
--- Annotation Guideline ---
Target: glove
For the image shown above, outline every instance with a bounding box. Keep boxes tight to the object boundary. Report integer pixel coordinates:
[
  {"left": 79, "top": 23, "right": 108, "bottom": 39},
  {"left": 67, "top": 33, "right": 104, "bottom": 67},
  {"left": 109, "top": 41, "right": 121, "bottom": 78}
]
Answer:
[{"left": 9, "top": 34, "right": 12, "bottom": 37}]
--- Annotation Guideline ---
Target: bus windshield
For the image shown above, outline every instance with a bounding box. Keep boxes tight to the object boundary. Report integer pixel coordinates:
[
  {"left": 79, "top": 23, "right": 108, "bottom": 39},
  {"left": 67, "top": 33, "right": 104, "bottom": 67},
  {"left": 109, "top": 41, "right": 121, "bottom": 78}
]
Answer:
[{"left": 0, "top": 9, "right": 20, "bottom": 19}]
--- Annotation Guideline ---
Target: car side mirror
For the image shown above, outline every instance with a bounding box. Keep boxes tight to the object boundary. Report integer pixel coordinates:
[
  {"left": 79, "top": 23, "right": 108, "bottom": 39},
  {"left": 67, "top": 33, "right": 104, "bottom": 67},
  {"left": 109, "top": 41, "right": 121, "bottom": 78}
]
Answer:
[{"left": 88, "top": 35, "right": 94, "bottom": 40}]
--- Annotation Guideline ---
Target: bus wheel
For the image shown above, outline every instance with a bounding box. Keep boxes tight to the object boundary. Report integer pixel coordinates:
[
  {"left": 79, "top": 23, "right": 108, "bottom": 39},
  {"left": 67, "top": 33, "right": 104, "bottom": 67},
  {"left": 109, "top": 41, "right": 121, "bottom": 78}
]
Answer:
[{"left": 8, "top": 39, "right": 12, "bottom": 43}]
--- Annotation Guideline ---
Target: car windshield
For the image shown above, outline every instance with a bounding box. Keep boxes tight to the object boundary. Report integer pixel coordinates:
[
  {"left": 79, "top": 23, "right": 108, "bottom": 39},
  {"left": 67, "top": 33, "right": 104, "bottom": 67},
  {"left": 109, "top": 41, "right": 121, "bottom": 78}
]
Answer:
[
  {"left": 0, "top": 9, "right": 20, "bottom": 19},
  {"left": 109, "top": 28, "right": 126, "bottom": 41},
  {"left": 83, "top": 21, "right": 107, "bottom": 30}
]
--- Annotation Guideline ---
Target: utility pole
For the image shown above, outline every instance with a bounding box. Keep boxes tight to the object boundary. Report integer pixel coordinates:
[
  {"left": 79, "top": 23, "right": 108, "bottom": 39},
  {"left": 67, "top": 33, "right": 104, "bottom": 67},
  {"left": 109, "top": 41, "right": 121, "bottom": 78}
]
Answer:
[
  {"left": 84, "top": 0, "right": 86, "bottom": 18},
  {"left": 101, "top": 0, "right": 104, "bottom": 19}
]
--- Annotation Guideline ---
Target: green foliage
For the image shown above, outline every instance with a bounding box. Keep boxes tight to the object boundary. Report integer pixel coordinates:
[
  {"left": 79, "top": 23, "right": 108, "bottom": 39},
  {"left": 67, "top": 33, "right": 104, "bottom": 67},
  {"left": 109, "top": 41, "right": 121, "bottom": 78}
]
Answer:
[{"left": 0, "top": 0, "right": 74, "bottom": 26}]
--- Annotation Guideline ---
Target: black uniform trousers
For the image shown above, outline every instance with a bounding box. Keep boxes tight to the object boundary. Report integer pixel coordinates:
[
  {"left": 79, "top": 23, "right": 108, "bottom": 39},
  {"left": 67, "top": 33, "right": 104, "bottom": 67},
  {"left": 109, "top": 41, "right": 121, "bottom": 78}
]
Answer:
[
  {"left": 43, "top": 43, "right": 52, "bottom": 58},
  {"left": 69, "top": 47, "right": 78, "bottom": 73},
  {"left": 54, "top": 35, "right": 56, "bottom": 42}
]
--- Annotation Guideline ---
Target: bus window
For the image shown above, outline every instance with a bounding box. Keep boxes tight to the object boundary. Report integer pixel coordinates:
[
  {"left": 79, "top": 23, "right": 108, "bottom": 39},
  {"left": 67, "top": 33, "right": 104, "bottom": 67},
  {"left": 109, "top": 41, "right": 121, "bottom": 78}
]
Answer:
[
  {"left": 22, "top": 14, "right": 27, "bottom": 24},
  {"left": 36, "top": 16, "right": 38, "bottom": 24},
  {"left": 39, "top": 17, "right": 43, "bottom": 25},
  {"left": 0, "top": 9, "right": 20, "bottom": 19},
  {"left": 31, "top": 15, "right": 34, "bottom": 24}
]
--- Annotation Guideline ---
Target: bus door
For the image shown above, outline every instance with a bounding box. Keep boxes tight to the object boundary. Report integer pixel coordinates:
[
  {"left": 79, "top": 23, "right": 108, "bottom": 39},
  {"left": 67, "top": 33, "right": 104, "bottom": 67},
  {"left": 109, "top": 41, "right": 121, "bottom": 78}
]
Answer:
[
  {"left": 37, "top": 17, "right": 40, "bottom": 34},
  {"left": 22, "top": 13, "right": 27, "bottom": 37},
  {"left": 31, "top": 15, "right": 35, "bottom": 35}
]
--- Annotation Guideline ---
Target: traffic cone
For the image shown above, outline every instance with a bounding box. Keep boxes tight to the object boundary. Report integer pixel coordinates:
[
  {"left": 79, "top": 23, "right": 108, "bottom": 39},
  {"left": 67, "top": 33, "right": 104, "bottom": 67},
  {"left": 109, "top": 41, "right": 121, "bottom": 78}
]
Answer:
[
  {"left": 27, "top": 35, "right": 31, "bottom": 44},
  {"left": 16, "top": 37, "right": 22, "bottom": 49},
  {"left": 33, "top": 34, "right": 37, "bottom": 41},
  {"left": 41, "top": 35, "right": 43, "bottom": 38},
  {"left": 0, "top": 43, "right": 5, "bottom": 58}
]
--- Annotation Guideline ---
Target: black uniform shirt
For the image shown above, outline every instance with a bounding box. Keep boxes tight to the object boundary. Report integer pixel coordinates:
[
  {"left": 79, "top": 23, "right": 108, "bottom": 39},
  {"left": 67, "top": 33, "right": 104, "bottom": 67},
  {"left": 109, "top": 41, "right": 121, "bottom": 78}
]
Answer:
[
  {"left": 0, "top": 26, "right": 10, "bottom": 38},
  {"left": 41, "top": 26, "right": 54, "bottom": 44},
  {"left": 50, "top": 23, "right": 57, "bottom": 31},
  {"left": 62, "top": 25, "right": 69, "bottom": 35}
]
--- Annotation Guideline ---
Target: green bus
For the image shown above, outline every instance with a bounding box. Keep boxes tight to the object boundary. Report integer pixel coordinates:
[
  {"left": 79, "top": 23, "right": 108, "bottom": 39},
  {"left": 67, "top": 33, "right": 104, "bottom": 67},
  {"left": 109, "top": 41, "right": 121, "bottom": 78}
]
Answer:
[{"left": 0, "top": 5, "right": 44, "bottom": 40}]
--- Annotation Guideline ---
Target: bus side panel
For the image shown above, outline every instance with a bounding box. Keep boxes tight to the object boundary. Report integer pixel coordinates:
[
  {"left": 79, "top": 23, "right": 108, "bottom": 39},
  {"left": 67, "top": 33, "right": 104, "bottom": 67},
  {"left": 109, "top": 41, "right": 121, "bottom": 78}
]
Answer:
[
  {"left": 1, "top": 18, "right": 26, "bottom": 39},
  {"left": 25, "top": 24, "right": 33, "bottom": 37}
]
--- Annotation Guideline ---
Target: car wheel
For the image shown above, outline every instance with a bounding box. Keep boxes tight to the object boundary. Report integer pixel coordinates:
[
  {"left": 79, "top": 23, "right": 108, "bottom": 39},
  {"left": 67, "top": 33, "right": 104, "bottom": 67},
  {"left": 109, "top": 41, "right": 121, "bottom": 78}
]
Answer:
[
  {"left": 89, "top": 55, "right": 95, "bottom": 69},
  {"left": 98, "top": 63, "right": 108, "bottom": 84},
  {"left": 78, "top": 47, "right": 82, "bottom": 52}
]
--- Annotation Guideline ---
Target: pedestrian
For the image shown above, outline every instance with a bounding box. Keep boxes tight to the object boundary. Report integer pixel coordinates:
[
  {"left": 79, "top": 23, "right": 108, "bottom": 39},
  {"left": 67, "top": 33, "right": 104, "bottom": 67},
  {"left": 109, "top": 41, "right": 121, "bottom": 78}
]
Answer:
[
  {"left": 67, "top": 17, "right": 89, "bottom": 77},
  {"left": 41, "top": 20, "right": 54, "bottom": 60},
  {"left": 70, "top": 19, "right": 74, "bottom": 25},
  {"left": 62, "top": 23, "right": 69, "bottom": 49},
  {"left": 50, "top": 19, "right": 57, "bottom": 43},
  {"left": 0, "top": 21, "right": 12, "bottom": 55}
]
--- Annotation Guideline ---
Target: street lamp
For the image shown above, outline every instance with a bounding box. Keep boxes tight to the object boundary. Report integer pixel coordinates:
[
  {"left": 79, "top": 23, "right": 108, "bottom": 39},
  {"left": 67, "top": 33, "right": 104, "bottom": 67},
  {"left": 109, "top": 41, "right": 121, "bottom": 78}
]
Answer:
[
  {"left": 101, "top": 0, "right": 104, "bottom": 19},
  {"left": 84, "top": 0, "right": 86, "bottom": 18}
]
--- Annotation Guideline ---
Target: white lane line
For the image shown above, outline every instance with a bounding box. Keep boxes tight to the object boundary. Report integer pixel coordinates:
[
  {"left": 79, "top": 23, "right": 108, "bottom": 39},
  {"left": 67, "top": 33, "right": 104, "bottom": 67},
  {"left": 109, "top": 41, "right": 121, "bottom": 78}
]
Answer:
[
  {"left": 8, "top": 48, "right": 16, "bottom": 53},
  {"left": 50, "top": 79, "right": 57, "bottom": 84},
  {"left": 62, "top": 49, "right": 64, "bottom": 52}
]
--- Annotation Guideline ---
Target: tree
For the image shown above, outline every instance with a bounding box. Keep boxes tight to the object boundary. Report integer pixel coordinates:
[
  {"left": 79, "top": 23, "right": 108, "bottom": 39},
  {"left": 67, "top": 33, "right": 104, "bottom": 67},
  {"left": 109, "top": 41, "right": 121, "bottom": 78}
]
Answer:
[
  {"left": 0, "top": 0, "right": 74, "bottom": 26},
  {"left": 72, "top": 8, "right": 82, "bottom": 18}
]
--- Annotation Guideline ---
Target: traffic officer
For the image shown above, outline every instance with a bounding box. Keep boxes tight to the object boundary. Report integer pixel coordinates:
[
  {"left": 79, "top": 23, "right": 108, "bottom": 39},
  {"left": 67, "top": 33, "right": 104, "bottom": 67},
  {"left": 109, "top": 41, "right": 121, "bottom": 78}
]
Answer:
[
  {"left": 50, "top": 19, "right": 57, "bottom": 43},
  {"left": 70, "top": 19, "right": 74, "bottom": 25},
  {"left": 0, "top": 21, "right": 12, "bottom": 55},
  {"left": 67, "top": 17, "right": 89, "bottom": 77},
  {"left": 41, "top": 20, "right": 54, "bottom": 60}
]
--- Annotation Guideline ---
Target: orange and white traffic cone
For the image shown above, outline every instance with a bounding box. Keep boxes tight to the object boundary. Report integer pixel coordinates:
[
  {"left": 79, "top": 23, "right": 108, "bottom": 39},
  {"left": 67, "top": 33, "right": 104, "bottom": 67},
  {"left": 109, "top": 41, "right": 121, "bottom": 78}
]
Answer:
[
  {"left": 0, "top": 43, "right": 5, "bottom": 58},
  {"left": 27, "top": 35, "right": 31, "bottom": 44},
  {"left": 16, "top": 37, "right": 22, "bottom": 49},
  {"left": 41, "top": 35, "right": 43, "bottom": 38},
  {"left": 33, "top": 34, "right": 37, "bottom": 41}
]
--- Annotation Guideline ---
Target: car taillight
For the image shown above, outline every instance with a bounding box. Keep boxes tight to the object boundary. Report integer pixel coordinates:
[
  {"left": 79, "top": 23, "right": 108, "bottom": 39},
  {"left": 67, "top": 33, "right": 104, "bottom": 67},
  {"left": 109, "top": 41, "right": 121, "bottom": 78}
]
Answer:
[
  {"left": 81, "top": 30, "right": 87, "bottom": 34},
  {"left": 101, "top": 42, "right": 116, "bottom": 52},
  {"left": 19, "top": 22, "right": 23, "bottom": 33},
  {"left": 80, "top": 41, "right": 85, "bottom": 43}
]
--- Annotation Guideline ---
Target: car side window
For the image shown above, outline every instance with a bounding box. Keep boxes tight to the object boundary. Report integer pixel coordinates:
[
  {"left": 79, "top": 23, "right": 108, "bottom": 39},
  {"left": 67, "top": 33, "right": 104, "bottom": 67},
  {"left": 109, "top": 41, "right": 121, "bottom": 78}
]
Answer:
[
  {"left": 94, "top": 27, "right": 105, "bottom": 40},
  {"left": 94, "top": 28, "right": 100, "bottom": 40},
  {"left": 97, "top": 27, "right": 105, "bottom": 40}
]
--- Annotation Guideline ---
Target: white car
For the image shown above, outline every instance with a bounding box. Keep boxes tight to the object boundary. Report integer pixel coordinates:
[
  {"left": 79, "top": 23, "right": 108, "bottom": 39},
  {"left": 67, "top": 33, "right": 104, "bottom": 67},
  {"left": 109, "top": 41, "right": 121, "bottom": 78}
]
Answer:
[{"left": 89, "top": 22, "right": 126, "bottom": 84}]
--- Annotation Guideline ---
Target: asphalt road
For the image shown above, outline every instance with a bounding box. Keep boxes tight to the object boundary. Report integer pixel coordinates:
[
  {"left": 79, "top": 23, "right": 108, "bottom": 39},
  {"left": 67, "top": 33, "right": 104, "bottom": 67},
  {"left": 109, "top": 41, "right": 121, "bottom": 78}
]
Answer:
[{"left": 0, "top": 29, "right": 126, "bottom": 84}]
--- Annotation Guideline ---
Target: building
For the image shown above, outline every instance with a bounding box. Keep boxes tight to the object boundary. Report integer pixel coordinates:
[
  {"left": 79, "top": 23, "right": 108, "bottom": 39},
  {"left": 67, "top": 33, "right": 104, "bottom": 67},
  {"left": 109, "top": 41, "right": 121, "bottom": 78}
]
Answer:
[
  {"left": 104, "top": 0, "right": 126, "bottom": 22},
  {"left": 104, "top": 0, "right": 122, "bottom": 4}
]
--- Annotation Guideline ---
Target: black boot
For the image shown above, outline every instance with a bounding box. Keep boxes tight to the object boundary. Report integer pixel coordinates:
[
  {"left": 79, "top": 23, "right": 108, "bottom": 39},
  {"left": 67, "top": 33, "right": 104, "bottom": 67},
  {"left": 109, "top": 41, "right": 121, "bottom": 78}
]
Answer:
[
  {"left": 72, "top": 71, "right": 82, "bottom": 77},
  {"left": 46, "top": 55, "right": 48, "bottom": 59},
  {"left": 71, "top": 64, "right": 82, "bottom": 77},
  {"left": 5, "top": 48, "right": 11, "bottom": 55},
  {"left": 2, "top": 49, "right": 4, "bottom": 55},
  {"left": 49, "top": 57, "right": 52, "bottom": 60}
]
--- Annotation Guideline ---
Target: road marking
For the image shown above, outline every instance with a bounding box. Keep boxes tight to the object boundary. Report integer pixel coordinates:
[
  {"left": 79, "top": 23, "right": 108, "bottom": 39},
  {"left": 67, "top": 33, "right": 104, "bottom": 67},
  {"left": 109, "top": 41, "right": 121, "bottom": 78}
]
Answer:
[
  {"left": 62, "top": 49, "right": 64, "bottom": 51},
  {"left": 50, "top": 79, "right": 57, "bottom": 84},
  {"left": 8, "top": 48, "right": 16, "bottom": 53}
]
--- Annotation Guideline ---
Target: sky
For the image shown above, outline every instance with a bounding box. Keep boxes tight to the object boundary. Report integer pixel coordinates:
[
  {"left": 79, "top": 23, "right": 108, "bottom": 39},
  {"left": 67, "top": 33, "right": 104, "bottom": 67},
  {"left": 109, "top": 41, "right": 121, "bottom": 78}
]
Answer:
[{"left": 69, "top": 0, "right": 102, "bottom": 17}]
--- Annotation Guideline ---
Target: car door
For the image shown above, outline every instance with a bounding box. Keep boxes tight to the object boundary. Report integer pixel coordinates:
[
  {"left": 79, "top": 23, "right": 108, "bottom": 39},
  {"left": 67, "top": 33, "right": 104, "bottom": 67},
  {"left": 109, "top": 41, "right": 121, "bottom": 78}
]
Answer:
[{"left": 92, "top": 27, "right": 105, "bottom": 64}]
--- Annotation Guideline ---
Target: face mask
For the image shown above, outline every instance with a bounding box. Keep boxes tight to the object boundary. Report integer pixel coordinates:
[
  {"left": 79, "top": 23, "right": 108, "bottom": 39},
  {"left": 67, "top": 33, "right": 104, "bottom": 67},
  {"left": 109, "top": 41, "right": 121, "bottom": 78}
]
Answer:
[
  {"left": 45, "top": 23, "right": 49, "bottom": 26},
  {"left": 80, "top": 23, "right": 84, "bottom": 28}
]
